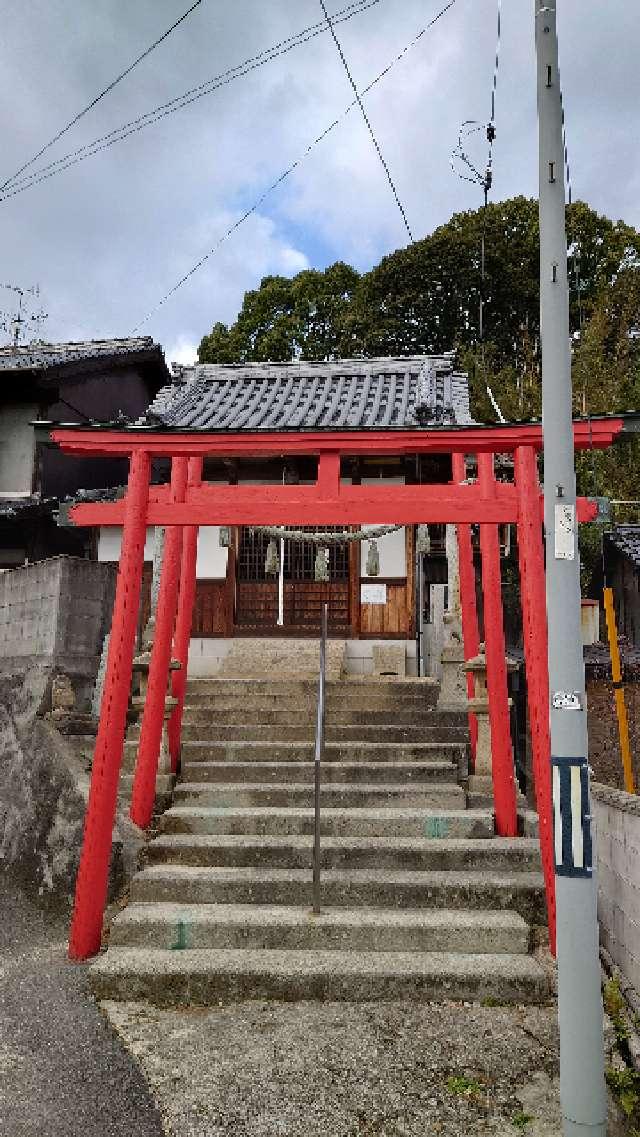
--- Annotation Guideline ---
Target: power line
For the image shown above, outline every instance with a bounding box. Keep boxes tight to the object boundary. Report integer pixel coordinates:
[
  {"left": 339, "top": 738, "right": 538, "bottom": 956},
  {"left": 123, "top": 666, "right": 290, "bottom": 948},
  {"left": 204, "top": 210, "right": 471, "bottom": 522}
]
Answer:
[
  {"left": 0, "top": 0, "right": 205, "bottom": 193},
  {"left": 0, "top": 0, "right": 382, "bottom": 204},
  {"left": 131, "top": 0, "right": 456, "bottom": 332},
  {"left": 318, "top": 0, "right": 414, "bottom": 243}
]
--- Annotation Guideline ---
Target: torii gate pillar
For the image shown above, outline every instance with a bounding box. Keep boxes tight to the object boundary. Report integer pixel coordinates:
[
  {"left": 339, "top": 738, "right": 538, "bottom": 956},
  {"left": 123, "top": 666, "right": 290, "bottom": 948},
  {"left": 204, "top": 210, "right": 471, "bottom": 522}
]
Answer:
[
  {"left": 169, "top": 456, "right": 203, "bottom": 766},
  {"left": 478, "top": 453, "right": 518, "bottom": 837},
  {"left": 68, "top": 449, "right": 150, "bottom": 960}
]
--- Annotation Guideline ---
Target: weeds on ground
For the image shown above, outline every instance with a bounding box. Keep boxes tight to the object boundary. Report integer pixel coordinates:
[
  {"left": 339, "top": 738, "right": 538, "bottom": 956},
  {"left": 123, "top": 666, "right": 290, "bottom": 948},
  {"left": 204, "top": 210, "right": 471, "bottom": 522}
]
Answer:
[
  {"left": 511, "top": 1112, "right": 534, "bottom": 1131},
  {"left": 604, "top": 977, "right": 630, "bottom": 1044},
  {"left": 605, "top": 1065, "right": 640, "bottom": 1120},
  {"left": 602, "top": 978, "right": 640, "bottom": 1125},
  {"left": 446, "top": 1074, "right": 484, "bottom": 1097}
]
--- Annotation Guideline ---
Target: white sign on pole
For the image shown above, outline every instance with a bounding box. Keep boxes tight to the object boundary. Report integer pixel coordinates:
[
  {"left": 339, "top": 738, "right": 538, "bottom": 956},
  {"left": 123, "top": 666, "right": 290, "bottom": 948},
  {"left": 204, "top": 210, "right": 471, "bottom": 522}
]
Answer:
[{"left": 554, "top": 503, "right": 575, "bottom": 561}]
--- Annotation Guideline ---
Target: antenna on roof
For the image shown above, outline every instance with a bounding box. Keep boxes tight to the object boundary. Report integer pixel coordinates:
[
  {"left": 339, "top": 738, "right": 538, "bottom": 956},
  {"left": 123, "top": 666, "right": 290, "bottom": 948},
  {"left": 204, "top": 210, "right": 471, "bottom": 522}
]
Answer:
[{"left": 0, "top": 283, "right": 48, "bottom": 346}]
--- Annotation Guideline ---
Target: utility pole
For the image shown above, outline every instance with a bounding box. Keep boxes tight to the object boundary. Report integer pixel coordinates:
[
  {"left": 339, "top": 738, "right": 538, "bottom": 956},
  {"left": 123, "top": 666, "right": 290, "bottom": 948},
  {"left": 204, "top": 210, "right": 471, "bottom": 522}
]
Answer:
[{"left": 535, "top": 4, "right": 607, "bottom": 1135}]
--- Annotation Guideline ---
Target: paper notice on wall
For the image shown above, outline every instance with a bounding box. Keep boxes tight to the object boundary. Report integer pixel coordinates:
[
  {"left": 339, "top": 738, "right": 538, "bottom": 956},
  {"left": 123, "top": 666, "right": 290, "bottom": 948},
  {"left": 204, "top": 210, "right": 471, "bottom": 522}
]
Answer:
[
  {"left": 361, "top": 583, "right": 387, "bottom": 605},
  {"left": 554, "top": 503, "right": 575, "bottom": 561}
]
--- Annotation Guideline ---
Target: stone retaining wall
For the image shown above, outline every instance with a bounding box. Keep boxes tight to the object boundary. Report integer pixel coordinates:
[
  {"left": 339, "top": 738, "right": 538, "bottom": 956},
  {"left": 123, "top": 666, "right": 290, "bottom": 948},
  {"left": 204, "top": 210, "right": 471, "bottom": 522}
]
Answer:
[
  {"left": 0, "top": 556, "right": 116, "bottom": 709},
  {"left": 593, "top": 782, "right": 640, "bottom": 994}
]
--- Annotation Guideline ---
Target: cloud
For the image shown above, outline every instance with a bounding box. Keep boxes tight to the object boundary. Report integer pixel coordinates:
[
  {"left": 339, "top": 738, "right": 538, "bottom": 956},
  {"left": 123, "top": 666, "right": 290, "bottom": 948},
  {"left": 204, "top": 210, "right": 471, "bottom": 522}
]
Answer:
[{"left": 0, "top": 0, "right": 638, "bottom": 353}]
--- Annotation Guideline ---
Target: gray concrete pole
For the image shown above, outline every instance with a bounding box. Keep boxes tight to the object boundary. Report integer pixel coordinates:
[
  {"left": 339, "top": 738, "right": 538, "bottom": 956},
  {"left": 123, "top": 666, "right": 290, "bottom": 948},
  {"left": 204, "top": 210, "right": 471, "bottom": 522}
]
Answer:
[{"left": 535, "top": 3, "right": 607, "bottom": 1134}]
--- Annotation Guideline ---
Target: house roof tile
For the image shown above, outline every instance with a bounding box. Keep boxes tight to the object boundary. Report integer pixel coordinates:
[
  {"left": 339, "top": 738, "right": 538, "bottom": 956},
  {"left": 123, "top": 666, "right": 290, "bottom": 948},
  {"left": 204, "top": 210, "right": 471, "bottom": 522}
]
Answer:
[
  {"left": 0, "top": 337, "right": 166, "bottom": 375},
  {"left": 140, "top": 355, "right": 473, "bottom": 432}
]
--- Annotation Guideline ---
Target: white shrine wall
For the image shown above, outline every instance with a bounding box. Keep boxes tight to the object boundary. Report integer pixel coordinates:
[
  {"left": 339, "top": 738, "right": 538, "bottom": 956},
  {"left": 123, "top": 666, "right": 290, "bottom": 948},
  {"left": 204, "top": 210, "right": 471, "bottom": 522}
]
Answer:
[{"left": 97, "top": 525, "right": 229, "bottom": 579}]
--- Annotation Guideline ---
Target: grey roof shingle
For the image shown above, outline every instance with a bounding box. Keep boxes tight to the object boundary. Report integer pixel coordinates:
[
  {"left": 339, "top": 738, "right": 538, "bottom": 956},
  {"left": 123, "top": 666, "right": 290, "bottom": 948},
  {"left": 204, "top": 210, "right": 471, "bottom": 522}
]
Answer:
[
  {"left": 0, "top": 337, "right": 165, "bottom": 374},
  {"left": 140, "top": 355, "right": 473, "bottom": 432},
  {"left": 606, "top": 526, "right": 640, "bottom": 569}
]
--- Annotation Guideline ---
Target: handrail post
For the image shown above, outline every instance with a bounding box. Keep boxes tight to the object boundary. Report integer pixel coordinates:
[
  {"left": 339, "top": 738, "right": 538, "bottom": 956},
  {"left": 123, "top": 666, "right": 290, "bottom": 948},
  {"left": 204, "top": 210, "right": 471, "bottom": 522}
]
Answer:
[{"left": 312, "top": 602, "right": 327, "bottom": 915}]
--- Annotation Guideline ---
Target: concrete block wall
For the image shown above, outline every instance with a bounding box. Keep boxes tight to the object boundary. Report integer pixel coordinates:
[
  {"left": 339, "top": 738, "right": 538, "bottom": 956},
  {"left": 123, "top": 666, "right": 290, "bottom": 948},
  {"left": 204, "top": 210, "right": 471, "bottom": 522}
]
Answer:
[
  {"left": 0, "top": 556, "right": 116, "bottom": 708},
  {"left": 344, "top": 640, "right": 417, "bottom": 677},
  {"left": 593, "top": 782, "right": 640, "bottom": 994}
]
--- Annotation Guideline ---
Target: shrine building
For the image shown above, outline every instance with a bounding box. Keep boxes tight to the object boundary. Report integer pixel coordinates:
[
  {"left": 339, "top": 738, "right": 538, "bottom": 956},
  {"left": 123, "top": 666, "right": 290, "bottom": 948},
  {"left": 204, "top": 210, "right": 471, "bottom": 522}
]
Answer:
[{"left": 95, "top": 353, "right": 473, "bottom": 677}]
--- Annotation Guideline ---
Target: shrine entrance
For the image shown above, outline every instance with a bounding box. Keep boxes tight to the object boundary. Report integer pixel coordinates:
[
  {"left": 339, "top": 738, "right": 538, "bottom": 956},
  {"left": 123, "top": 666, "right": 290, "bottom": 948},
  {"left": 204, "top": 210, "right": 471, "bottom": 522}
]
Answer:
[
  {"left": 48, "top": 411, "right": 628, "bottom": 962},
  {"left": 235, "top": 525, "right": 351, "bottom": 634}
]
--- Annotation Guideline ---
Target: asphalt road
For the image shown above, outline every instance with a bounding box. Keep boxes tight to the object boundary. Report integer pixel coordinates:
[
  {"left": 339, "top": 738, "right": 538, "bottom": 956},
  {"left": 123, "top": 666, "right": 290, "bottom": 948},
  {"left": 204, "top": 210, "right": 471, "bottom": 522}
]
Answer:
[{"left": 0, "top": 876, "right": 165, "bottom": 1137}]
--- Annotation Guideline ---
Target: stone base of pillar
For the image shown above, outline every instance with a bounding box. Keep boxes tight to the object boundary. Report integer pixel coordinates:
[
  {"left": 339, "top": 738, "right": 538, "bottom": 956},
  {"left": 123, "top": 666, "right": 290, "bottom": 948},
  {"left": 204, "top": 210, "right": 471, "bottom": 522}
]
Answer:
[
  {"left": 437, "top": 644, "right": 468, "bottom": 708},
  {"left": 468, "top": 699, "right": 492, "bottom": 776}
]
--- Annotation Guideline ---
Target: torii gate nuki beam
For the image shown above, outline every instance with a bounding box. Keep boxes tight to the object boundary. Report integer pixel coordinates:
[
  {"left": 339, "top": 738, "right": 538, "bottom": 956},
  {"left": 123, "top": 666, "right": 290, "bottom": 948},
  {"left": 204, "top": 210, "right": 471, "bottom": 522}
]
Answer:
[{"left": 51, "top": 418, "right": 623, "bottom": 961}]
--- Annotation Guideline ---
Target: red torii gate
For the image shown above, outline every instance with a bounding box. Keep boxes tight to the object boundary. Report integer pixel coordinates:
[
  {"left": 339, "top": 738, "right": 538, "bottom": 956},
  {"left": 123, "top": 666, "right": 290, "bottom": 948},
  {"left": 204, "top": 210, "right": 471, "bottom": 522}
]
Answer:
[{"left": 51, "top": 417, "right": 623, "bottom": 962}]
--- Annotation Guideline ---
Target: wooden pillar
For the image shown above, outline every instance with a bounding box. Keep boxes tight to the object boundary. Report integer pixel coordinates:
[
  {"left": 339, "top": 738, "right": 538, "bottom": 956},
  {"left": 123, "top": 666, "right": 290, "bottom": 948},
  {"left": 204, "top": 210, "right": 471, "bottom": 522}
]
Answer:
[
  {"left": 452, "top": 452, "right": 480, "bottom": 763},
  {"left": 514, "top": 444, "right": 557, "bottom": 954},
  {"left": 477, "top": 452, "right": 518, "bottom": 837},
  {"left": 68, "top": 449, "right": 150, "bottom": 960},
  {"left": 130, "top": 457, "right": 189, "bottom": 829},
  {"left": 168, "top": 457, "right": 203, "bottom": 768}
]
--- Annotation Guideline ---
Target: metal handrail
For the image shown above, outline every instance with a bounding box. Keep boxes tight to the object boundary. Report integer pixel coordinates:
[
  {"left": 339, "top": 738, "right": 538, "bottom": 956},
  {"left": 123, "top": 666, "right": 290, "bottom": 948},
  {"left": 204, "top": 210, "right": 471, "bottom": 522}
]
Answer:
[{"left": 312, "top": 602, "right": 328, "bottom": 915}]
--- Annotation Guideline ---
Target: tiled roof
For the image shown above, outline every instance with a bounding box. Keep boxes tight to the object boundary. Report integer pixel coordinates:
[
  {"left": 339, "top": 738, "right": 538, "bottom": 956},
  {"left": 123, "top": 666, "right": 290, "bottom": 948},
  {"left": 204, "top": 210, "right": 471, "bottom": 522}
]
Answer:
[
  {"left": 0, "top": 495, "right": 57, "bottom": 519},
  {"left": 0, "top": 337, "right": 166, "bottom": 374},
  {"left": 605, "top": 526, "right": 640, "bottom": 568},
  {"left": 140, "top": 355, "right": 473, "bottom": 432}
]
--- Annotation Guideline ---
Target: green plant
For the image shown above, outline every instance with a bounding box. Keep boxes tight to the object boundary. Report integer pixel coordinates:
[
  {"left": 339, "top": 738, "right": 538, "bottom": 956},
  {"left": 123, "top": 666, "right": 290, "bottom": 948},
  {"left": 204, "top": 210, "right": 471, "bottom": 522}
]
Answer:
[
  {"left": 604, "top": 977, "right": 631, "bottom": 1044},
  {"left": 605, "top": 1065, "right": 640, "bottom": 1118},
  {"left": 446, "top": 1074, "right": 484, "bottom": 1097},
  {"left": 511, "top": 1113, "right": 534, "bottom": 1131}
]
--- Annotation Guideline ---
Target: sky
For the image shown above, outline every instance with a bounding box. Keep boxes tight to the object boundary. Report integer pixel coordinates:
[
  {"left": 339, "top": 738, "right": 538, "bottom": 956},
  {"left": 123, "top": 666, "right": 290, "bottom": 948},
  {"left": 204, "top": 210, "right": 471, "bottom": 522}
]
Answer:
[{"left": 0, "top": 0, "right": 638, "bottom": 367}]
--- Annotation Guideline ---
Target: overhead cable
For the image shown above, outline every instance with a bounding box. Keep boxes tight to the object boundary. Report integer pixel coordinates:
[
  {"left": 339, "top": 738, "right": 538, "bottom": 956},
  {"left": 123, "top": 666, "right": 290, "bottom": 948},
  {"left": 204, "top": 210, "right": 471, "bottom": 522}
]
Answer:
[
  {"left": 131, "top": 0, "right": 456, "bottom": 331},
  {"left": 317, "top": 0, "right": 413, "bottom": 243},
  {"left": 0, "top": 0, "right": 205, "bottom": 193},
  {"left": 0, "top": 0, "right": 382, "bottom": 204}
]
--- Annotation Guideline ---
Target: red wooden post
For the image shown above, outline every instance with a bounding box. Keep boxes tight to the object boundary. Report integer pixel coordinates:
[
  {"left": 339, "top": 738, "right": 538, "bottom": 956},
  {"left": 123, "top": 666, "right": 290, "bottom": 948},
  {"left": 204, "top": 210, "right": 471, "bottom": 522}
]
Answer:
[
  {"left": 130, "top": 457, "right": 189, "bottom": 829},
  {"left": 68, "top": 449, "right": 150, "bottom": 960},
  {"left": 168, "top": 456, "right": 203, "bottom": 768},
  {"left": 514, "top": 444, "right": 557, "bottom": 954},
  {"left": 477, "top": 452, "right": 518, "bottom": 837},
  {"left": 452, "top": 452, "right": 480, "bottom": 764}
]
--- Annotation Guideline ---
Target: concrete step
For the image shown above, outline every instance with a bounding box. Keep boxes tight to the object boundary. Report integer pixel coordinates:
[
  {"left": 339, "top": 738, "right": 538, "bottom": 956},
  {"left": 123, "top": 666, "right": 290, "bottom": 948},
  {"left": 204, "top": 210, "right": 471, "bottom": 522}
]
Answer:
[
  {"left": 184, "top": 684, "right": 439, "bottom": 710},
  {"left": 161, "top": 805, "right": 494, "bottom": 839},
  {"left": 177, "top": 721, "right": 468, "bottom": 743},
  {"left": 90, "top": 946, "right": 550, "bottom": 1006},
  {"left": 146, "top": 834, "right": 541, "bottom": 872},
  {"left": 120, "top": 772, "right": 174, "bottom": 794},
  {"left": 181, "top": 706, "right": 454, "bottom": 726},
  {"left": 130, "top": 866, "right": 546, "bottom": 923},
  {"left": 179, "top": 760, "right": 457, "bottom": 784},
  {"left": 179, "top": 740, "right": 464, "bottom": 764},
  {"left": 108, "top": 902, "right": 531, "bottom": 954},
  {"left": 172, "top": 781, "right": 465, "bottom": 810},
  {"left": 185, "top": 678, "right": 438, "bottom": 697},
  {"left": 214, "top": 640, "right": 346, "bottom": 681}
]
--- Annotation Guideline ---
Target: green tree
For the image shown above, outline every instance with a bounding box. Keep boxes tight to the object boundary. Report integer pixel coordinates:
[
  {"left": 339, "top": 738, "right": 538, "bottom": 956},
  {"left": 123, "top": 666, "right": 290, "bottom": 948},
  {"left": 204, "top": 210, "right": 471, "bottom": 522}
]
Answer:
[
  {"left": 198, "top": 197, "right": 640, "bottom": 427},
  {"left": 198, "top": 262, "right": 359, "bottom": 363}
]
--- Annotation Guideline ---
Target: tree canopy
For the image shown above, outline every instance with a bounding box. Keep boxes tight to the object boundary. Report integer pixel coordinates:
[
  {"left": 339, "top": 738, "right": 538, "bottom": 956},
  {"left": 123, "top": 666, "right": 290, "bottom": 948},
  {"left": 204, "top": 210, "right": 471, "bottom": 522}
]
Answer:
[
  {"left": 199, "top": 196, "right": 640, "bottom": 566},
  {"left": 199, "top": 198, "right": 640, "bottom": 411}
]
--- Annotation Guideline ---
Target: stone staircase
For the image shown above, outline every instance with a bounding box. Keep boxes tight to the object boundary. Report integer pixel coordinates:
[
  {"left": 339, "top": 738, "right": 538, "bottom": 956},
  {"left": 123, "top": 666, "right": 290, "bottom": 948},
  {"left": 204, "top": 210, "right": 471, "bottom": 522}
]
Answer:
[{"left": 91, "top": 677, "right": 550, "bottom": 1004}]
